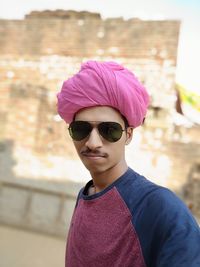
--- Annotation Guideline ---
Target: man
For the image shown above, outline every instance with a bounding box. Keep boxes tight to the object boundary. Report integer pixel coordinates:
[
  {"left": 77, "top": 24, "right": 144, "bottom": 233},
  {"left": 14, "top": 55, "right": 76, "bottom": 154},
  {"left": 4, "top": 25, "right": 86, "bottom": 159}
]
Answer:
[{"left": 57, "top": 61, "right": 200, "bottom": 267}]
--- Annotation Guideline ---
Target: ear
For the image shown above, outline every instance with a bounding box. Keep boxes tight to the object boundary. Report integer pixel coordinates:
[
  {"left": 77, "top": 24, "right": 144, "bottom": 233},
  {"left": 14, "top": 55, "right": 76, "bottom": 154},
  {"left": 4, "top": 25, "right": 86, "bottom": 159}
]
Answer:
[{"left": 125, "top": 127, "right": 134, "bottom": 145}]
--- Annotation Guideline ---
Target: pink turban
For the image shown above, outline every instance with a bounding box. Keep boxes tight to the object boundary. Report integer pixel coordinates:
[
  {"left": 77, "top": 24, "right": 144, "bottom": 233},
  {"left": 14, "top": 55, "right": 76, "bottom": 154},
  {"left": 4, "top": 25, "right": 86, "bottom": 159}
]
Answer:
[{"left": 57, "top": 61, "right": 149, "bottom": 128}]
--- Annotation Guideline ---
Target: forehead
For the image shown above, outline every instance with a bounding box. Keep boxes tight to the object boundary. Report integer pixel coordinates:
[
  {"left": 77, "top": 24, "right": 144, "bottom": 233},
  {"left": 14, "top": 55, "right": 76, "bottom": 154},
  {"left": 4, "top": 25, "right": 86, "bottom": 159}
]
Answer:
[{"left": 75, "top": 106, "right": 124, "bottom": 123}]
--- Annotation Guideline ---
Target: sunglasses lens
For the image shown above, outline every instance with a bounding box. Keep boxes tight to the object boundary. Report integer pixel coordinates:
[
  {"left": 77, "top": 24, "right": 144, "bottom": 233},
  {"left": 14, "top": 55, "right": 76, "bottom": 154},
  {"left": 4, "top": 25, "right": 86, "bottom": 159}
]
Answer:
[
  {"left": 99, "top": 122, "right": 123, "bottom": 142},
  {"left": 69, "top": 121, "right": 91, "bottom": 141}
]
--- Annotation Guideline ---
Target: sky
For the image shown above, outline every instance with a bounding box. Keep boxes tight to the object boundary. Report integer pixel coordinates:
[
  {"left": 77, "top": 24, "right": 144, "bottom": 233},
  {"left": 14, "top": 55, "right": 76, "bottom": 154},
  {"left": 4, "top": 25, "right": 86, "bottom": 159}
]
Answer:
[{"left": 1, "top": 0, "right": 200, "bottom": 93}]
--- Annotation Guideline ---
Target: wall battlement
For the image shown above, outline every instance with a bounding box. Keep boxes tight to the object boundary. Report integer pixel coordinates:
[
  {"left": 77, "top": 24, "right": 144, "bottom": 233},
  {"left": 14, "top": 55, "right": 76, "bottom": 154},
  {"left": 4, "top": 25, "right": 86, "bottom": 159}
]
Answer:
[{"left": 0, "top": 11, "right": 180, "bottom": 59}]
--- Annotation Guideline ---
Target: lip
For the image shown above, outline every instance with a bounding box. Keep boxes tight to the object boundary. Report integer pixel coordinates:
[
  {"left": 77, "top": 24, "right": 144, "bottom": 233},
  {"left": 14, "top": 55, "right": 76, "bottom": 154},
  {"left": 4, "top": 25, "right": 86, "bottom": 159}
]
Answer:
[
  {"left": 81, "top": 153, "right": 107, "bottom": 160},
  {"left": 84, "top": 156, "right": 104, "bottom": 160},
  {"left": 83, "top": 154, "right": 105, "bottom": 158}
]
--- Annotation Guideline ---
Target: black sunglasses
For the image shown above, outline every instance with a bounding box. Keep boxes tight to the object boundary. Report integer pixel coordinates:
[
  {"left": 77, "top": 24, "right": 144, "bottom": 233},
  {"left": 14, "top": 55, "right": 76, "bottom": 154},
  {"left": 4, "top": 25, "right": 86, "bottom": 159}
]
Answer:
[{"left": 68, "top": 121, "right": 126, "bottom": 142}]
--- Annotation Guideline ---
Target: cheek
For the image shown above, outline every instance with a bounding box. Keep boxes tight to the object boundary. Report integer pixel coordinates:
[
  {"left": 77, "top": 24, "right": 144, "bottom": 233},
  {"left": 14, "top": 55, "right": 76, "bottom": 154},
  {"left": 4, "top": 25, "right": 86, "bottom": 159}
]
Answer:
[
  {"left": 109, "top": 140, "right": 126, "bottom": 157},
  {"left": 73, "top": 141, "right": 84, "bottom": 153}
]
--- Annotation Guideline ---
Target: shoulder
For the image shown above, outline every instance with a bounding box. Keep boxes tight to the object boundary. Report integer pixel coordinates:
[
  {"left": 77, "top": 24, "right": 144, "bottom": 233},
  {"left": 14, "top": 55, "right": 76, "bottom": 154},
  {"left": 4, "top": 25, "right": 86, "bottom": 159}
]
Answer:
[
  {"left": 117, "top": 169, "right": 200, "bottom": 266},
  {"left": 116, "top": 168, "right": 199, "bottom": 230},
  {"left": 148, "top": 189, "right": 200, "bottom": 266},
  {"left": 144, "top": 186, "right": 198, "bottom": 228},
  {"left": 115, "top": 168, "right": 165, "bottom": 213}
]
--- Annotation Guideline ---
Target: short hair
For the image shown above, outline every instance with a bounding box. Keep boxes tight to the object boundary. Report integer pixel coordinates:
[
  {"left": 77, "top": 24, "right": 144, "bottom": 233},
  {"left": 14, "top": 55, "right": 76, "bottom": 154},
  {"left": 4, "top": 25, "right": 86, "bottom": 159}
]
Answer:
[{"left": 121, "top": 115, "right": 129, "bottom": 128}]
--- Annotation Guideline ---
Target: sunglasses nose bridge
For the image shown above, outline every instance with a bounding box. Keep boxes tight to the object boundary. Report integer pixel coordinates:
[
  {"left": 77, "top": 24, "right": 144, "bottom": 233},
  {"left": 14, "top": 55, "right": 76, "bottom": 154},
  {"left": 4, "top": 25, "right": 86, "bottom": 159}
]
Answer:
[{"left": 85, "top": 126, "right": 103, "bottom": 149}]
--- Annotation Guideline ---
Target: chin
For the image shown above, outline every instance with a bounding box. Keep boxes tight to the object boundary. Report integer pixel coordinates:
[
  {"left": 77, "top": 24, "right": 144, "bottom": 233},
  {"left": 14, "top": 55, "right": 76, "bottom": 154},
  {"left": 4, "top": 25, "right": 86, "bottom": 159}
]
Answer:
[{"left": 84, "top": 163, "right": 109, "bottom": 175}]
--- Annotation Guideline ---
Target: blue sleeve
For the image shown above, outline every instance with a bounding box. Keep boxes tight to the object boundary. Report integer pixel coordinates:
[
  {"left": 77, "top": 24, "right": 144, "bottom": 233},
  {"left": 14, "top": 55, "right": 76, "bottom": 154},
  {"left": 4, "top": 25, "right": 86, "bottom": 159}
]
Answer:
[{"left": 139, "top": 188, "right": 200, "bottom": 267}]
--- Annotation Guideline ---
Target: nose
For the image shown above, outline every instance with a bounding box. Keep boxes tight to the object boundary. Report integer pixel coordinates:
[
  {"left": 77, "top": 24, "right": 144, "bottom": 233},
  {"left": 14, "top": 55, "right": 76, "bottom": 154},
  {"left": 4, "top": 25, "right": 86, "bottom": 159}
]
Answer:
[{"left": 85, "top": 128, "right": 103, "bottom": 150}]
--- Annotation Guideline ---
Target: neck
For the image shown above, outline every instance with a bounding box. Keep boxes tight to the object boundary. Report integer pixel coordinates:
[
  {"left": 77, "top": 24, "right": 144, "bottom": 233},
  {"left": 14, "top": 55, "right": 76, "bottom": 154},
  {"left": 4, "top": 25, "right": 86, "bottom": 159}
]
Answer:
[{"left": 90, "top": 160, "right": 128, "bottom": 193}]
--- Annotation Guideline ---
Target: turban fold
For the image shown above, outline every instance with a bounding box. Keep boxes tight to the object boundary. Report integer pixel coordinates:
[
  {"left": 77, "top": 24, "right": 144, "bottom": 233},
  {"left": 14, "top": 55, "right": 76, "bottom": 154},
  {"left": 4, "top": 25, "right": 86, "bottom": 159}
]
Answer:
[{"left": 57, "top": 61, "right": 149, "bottom": 128}]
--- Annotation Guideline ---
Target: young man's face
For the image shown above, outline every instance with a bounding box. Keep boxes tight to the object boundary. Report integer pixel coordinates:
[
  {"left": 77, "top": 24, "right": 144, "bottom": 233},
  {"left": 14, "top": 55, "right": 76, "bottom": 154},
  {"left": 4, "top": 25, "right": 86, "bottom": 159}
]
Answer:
[{"left": 71, "top": 106, "right": 133, "bottom": 175}]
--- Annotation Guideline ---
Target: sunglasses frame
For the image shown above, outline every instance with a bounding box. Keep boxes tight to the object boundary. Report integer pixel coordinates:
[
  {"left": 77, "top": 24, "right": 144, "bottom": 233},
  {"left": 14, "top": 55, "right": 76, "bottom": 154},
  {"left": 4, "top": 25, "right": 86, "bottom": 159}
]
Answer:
[{"left": 68, "top": 120, "right": 126, "bottom": 142}]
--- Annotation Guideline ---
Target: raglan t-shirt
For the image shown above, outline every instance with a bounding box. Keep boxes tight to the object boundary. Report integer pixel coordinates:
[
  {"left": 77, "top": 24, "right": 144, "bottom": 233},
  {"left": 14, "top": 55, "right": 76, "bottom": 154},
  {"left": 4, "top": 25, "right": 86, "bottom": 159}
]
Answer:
[{"left": 66, "top": 168, "right": 200, "bottom": 267}]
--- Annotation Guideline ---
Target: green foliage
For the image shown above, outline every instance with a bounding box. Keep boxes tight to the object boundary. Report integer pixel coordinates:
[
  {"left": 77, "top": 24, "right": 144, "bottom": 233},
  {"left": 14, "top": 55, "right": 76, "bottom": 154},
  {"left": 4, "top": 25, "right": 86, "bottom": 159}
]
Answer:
[{"left": 176, "top": 84, "right": 200, "bottom": 111}]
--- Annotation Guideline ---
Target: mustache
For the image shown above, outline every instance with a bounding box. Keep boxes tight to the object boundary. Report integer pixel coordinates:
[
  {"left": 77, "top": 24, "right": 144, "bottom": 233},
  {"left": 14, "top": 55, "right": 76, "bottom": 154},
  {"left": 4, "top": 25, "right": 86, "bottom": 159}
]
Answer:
[{"left": 80, "top": 148, "right": 108, "bottom": 157}]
